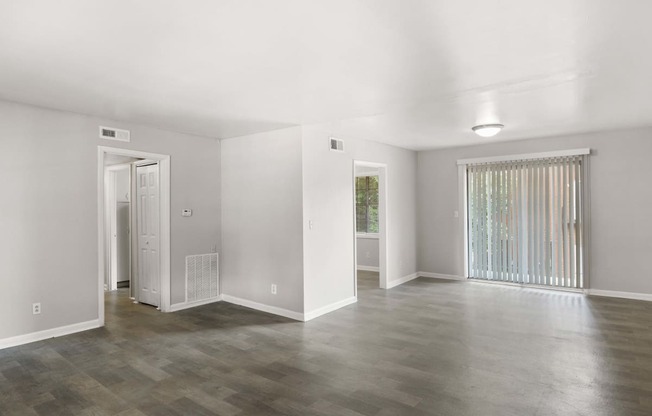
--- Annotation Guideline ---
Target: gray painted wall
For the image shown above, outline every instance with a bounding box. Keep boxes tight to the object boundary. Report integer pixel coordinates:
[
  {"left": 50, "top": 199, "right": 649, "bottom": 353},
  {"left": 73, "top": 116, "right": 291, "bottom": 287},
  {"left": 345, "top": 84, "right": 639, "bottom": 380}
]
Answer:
[
  {"left": 220, "top": 127, "right": 305, "bottom": 313},
  {"left": 417, "top": 127, "right": 652, "bottom": 295},
  {"left": 302, "top": 123, "right": 418, "bottom": 312},
  {"left": 356, "top": 237, "right": 379, "bottom": 268},
  {"left": 0, "top": 100, "right": 220, "bottom": 340}
]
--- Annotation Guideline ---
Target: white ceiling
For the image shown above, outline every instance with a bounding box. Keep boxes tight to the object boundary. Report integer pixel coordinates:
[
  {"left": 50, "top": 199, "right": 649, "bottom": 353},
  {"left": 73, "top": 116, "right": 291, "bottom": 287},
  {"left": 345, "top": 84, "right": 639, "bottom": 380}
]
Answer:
[{"left": 1, "top": 0, "right": 651, "bottom": 150}]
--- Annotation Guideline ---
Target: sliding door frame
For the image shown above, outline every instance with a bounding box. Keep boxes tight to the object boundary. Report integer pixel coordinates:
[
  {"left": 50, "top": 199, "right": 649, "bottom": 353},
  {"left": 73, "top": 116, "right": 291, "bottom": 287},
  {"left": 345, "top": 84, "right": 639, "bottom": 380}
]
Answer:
[{"left": 457, "top": 148, "right": 591, "bottom": 289}]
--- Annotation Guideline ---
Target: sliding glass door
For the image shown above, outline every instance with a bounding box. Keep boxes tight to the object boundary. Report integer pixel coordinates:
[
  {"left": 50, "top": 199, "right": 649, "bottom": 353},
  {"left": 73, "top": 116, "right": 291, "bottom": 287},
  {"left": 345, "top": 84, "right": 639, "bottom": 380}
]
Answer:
[{"left": 467, "top": 156, "right": 585, "bottom": 288}]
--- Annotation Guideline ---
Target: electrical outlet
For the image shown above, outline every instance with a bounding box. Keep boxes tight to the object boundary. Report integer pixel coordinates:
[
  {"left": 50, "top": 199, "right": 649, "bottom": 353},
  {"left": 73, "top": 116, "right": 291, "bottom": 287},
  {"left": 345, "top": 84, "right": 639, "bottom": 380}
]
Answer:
[
  {"left": 32, "top": 303, "right": 41, "bottom": 315},
  {"left": 271, "top": 284, "right": 277, "bottom": 295},
  {"left": 211, "top": 245, "right": 217, "bottom": 253}
]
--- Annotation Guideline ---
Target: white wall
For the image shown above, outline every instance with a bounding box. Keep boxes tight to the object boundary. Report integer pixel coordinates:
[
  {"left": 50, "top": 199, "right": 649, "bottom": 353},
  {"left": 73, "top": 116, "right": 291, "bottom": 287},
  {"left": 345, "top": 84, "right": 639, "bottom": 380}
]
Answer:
[
  {"left": 418, "top": 127, "right": 652, "bottom": 295},
  {"left": 356, "top": 237, "right": 379, "bottom": 268},
  {"left": 221, "top": 127, "right": 305, "bottom": 313},
  {"left": 114, "top": 168, "right": 130, "bottom": 203},
  {"left": 302, "top": 123, "right": 418, "bottom": 313},
  {"left": 105, "top": 166, "right": 131, "bottom": 287},
  {"left": 0, "top": 100, "right": 220, "bottom": 341},
  {"left": 114, "top": 168, "right": 130, "bottom": 284}
]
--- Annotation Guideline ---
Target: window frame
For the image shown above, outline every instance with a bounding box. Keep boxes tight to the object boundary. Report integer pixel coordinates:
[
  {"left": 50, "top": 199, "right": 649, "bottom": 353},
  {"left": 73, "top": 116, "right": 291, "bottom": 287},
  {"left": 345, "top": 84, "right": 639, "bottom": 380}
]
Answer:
[
  {"left": 457, "top": 148, "right": 591, "bottom": 290},
  {"left": 355, "top": 175, "right": 380, "bottom": 237}
]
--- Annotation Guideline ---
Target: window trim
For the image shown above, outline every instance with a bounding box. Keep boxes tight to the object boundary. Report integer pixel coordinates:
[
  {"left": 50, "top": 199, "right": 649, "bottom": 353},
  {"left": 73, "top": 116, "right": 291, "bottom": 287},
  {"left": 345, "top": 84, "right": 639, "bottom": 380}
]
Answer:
[
  {"left": 356, "top": 233, "right": 379, "bottom": 239},
  {"left": 456, "top": 148, "right": 590, "bottom": 166}
]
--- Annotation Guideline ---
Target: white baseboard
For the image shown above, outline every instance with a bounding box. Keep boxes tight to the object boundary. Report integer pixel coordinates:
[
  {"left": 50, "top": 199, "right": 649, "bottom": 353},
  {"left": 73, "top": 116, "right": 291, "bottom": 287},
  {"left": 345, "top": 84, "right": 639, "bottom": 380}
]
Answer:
[
  {"left": 304, "top": 296, "right": 357, "bottom": 321},
  {"left": 586, "top": 289, "right": 652, "bottom": 302},
  {"left": 357, "top": 265, "right": 380, "bottom": 272},
  {"left": 387, "top": 272, "right": 420, "bottom": 289},
  {"left": 169, "top": 296, "right": 221, "bottom": 312},
  {"left": 221, "top": 294, "right": 304, "bottom": 321},
  {"left": 0, "top": 319, "right": 101, "bottom": 350},
  {"left": 418, "top": 273, "right": 652, "bottom": 302},
  {"left": 418, "top": 271, "right": 466, "bottom": 281}
]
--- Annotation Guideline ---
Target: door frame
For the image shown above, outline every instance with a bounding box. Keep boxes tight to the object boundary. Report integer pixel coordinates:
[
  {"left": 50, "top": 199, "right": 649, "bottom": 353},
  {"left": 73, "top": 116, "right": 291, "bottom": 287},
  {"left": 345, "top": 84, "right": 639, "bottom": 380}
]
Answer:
[
  {"left": 353, "top": 160, "right": 389, "bottom": 292},
  {"left": 98, "top": 146, "right": 171, "bottom": 325},
  {"left": 457, "top": 148, "right": 591, "bottom": 287}
]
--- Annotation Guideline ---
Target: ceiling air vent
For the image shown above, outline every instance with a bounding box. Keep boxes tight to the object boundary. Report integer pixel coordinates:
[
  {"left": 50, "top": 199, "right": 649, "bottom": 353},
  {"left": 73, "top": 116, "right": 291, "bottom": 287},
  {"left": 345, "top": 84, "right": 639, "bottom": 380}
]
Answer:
[
  {"left": 329, "top": 137, "right": 344, "bottom": 153},
  {"left": 99, "top": 126, "right": 130, "bottom": 142}
]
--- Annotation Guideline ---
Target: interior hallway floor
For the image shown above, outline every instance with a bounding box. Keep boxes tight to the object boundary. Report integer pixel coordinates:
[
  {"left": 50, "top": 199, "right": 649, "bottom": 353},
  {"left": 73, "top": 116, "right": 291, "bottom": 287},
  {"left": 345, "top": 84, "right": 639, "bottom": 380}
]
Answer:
[{"left": 1, "top": 275, "right": 652, "bottom": 415}]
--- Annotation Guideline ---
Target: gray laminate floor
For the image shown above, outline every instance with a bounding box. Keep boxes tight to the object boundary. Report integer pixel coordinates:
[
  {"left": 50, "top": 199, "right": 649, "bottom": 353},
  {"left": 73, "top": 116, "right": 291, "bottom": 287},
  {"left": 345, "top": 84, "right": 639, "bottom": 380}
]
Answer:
[{"left": 1, "top": 273, "right": 652, "bottom": 415}]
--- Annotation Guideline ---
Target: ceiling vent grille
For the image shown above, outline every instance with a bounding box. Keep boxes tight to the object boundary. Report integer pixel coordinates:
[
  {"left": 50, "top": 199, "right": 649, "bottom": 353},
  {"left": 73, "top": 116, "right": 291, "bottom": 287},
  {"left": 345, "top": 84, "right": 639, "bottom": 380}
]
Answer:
[
  {"left": 329, "top": 137, "right": 344, "bottom": 152},
  {"left": 99, "top": 126, "right": 130, "bottom": 142}
]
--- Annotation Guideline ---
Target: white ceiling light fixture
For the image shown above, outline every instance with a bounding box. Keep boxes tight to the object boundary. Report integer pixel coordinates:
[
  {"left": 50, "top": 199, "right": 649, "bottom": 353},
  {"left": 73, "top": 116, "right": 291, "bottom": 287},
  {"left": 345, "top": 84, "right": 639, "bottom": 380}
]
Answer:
[{"left": 472, "top": 124, "right": 504, "bottom": 138}]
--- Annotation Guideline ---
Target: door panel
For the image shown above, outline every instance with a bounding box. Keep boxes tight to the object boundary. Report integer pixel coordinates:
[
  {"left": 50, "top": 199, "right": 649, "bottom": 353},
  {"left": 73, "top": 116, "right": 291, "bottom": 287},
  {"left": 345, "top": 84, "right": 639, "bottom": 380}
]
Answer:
[{"left": 136, "top": 164, "right": 160, "bottom": 307}]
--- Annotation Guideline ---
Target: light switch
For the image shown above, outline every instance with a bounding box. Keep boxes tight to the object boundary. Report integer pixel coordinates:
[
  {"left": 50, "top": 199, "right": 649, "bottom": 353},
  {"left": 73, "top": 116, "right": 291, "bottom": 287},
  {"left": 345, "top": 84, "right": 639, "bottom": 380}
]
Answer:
[{"left": 182, "top": 209, "right": 193, "bottom": 217}]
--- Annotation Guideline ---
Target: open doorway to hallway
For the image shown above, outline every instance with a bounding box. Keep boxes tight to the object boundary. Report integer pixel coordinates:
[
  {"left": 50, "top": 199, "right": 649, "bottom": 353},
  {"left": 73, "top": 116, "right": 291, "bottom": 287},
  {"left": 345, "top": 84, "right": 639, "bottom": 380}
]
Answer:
[
  {"left": 104, "top": 155, "right": 138, "bottom": 295},
  {"left": 103, "top": 154, "right": 165, "bottom": 310},
  {"left": 98, "top": 146, "right": 172, "bottom": 325},
  {"left": 353, "top": 161, "right": 388, "bottom": 294}
]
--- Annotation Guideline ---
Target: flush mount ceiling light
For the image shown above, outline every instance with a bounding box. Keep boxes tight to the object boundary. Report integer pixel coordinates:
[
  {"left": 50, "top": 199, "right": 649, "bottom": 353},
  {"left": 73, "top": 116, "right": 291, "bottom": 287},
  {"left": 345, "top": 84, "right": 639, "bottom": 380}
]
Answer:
[{"left": 472, "top": 124, "right": 504, "bottom": 138}]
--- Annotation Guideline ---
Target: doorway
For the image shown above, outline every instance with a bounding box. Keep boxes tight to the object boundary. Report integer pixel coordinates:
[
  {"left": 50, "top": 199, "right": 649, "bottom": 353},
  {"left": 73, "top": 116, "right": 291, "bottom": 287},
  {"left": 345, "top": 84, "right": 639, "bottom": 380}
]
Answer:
[
  {"left": 105, "top": 162, "right": 134, "bottom": 293},
  {"left": 98, "top": 146, "right": 171, "bottom": 325},
  {"left": 353, "top": 161, "right": 388, "bottom": 294}
]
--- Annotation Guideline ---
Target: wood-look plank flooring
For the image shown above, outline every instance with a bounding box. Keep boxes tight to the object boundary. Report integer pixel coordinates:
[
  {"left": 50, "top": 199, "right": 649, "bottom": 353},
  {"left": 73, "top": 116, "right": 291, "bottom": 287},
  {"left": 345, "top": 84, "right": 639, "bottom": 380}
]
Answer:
[{"left": 2, "top": 272, "right": 652, "bottom": 415}]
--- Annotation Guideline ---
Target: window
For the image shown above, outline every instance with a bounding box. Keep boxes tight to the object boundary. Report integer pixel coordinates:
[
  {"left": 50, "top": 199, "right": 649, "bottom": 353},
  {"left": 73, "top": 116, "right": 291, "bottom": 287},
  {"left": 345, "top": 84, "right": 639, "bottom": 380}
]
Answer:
[
  {"left": 466, "top": 155, "right": 586, "bottom": 288},
  {"left": 356, "top": 175, "right": 379, "bottom": 234}
]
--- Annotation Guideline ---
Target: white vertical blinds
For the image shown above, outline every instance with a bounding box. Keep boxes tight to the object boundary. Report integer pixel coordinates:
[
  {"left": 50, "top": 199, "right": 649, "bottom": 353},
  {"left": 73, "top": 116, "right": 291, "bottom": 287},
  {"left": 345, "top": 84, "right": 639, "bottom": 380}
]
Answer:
[{"left": 467, "top": 156, "right": 585, "bottom": 288}]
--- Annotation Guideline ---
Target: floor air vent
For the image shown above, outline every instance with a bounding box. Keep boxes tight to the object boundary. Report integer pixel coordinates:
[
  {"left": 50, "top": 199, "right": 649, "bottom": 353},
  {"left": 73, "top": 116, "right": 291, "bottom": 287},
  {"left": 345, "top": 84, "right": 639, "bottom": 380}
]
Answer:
[{"left": 186, "top": 253, "right": 219, "bottom": 302}]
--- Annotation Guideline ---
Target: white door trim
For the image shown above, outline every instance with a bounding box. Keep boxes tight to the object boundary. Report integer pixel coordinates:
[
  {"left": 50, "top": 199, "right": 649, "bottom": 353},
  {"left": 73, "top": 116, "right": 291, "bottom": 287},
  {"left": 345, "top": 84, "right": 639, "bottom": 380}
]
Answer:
[
  {"left": 353, "top": 160, "right": 388, "bottom": 291},
  {"left": 98, "top": 146, "right": 171, "bottom": 326}
]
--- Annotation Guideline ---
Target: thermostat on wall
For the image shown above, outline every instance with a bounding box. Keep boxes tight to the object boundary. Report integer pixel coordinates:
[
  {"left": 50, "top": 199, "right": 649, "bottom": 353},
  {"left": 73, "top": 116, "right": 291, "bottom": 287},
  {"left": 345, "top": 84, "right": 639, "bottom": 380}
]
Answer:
[{"left": 182, "top": 209, "right": 193, "bottom": 217}]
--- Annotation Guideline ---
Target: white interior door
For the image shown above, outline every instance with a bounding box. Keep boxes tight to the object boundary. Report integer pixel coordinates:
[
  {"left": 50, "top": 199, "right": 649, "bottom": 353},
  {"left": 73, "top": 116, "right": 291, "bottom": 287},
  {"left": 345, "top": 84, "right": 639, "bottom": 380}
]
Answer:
[{"left": 136, "top": 164, "right": 160, "bottom": 307}]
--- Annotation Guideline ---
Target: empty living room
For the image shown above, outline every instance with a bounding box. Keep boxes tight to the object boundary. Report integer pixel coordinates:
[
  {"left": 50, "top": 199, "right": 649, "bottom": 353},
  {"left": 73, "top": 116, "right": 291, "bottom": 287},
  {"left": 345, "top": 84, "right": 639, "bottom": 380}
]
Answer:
[{"left": 2, "top": 1, "right": 652, "bottom": 415}]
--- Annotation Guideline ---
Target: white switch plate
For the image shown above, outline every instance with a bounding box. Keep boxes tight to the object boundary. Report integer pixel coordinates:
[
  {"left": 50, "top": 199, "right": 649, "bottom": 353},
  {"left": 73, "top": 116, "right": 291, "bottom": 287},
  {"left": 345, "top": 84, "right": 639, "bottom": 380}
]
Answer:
[
  {"left": 454, "top": 210, "right": 459, "bottom": 218},
  {"left": 271, "top": 284, "right": 277, "bottom": 295}
]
